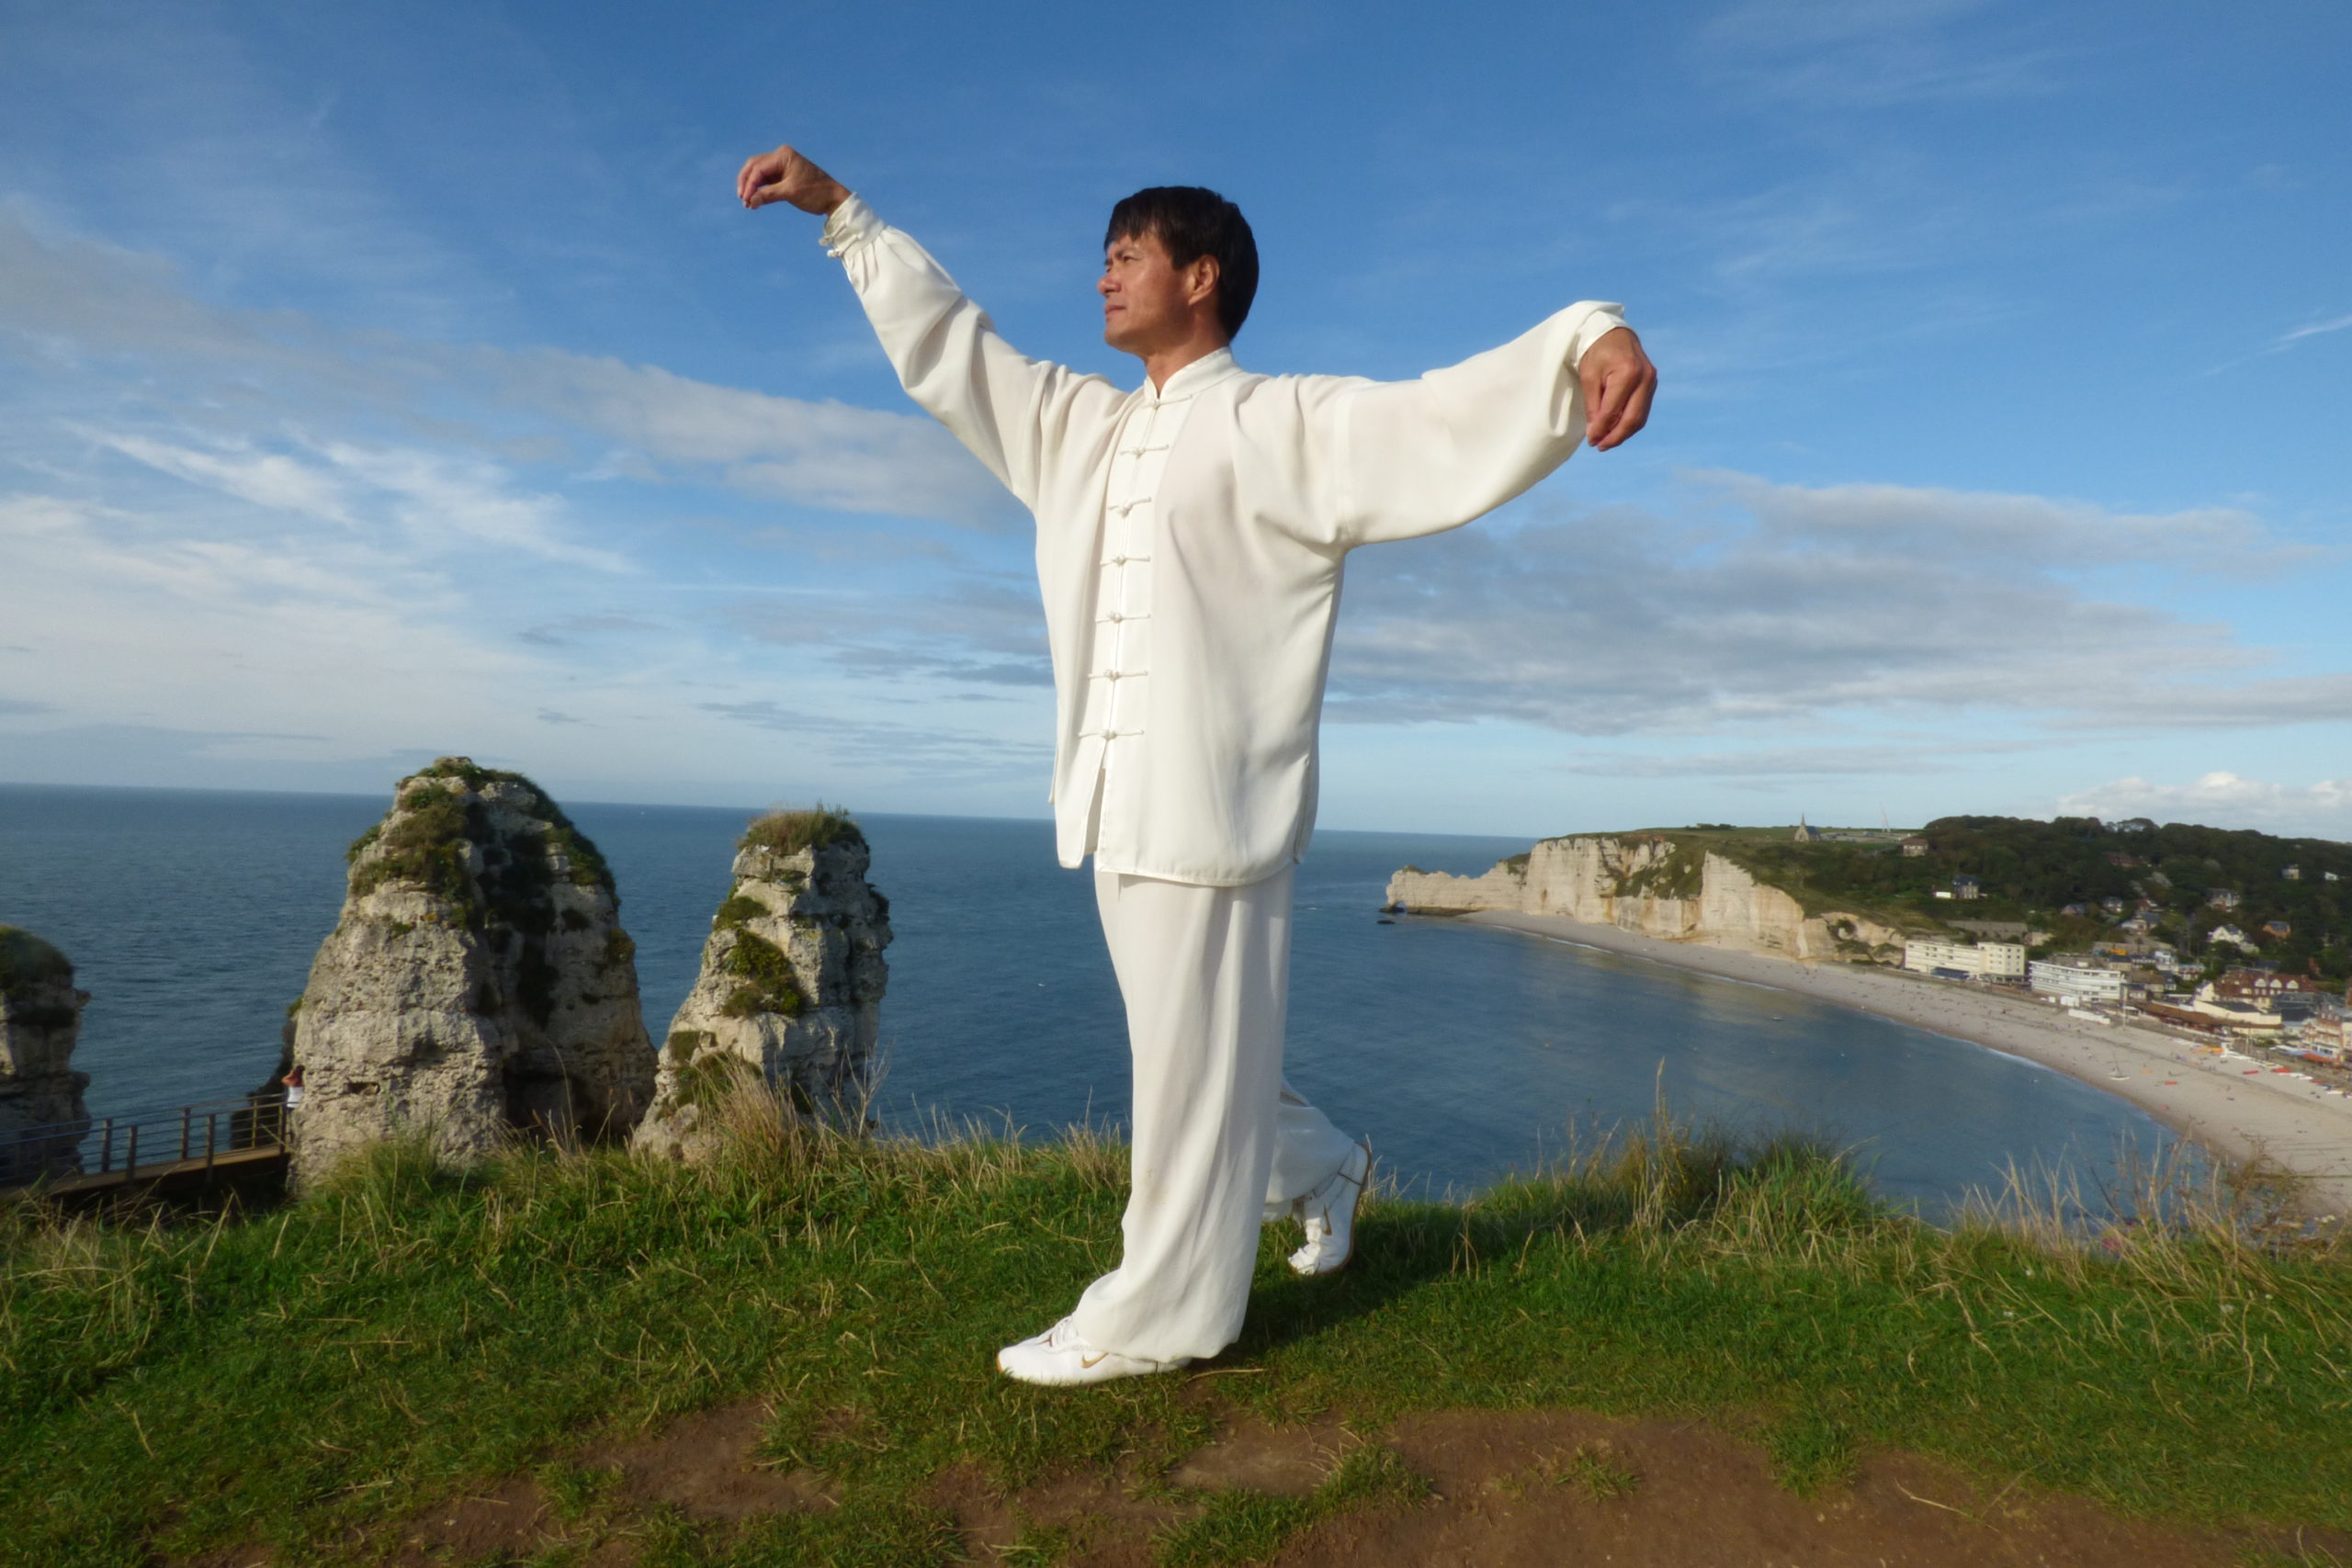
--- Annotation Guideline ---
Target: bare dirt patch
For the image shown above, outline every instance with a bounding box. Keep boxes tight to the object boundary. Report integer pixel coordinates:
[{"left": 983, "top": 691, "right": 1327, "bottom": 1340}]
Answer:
[
  {"left": 383, "top": 1473, "right": 556, "bottom": 1566},
  {"left": 921, "top": 1405, "right": 2347, "bottom": 1568},
  {"left": 584, "top": 1398, "right": 835, "bottom": 1519},
  {"left": 929, "top": 1460, "right": 1195, "bottom": 1568},
  {"left": 1164, "top": 1414, "right": 1357, "bottom": 1496},
  {"left": 1295, "top": 1408, "right": 2341, "bottom": 1568},
  {"left": 323, "top": 1400, "right": 826, "bottom": 1568},
  {"left": 191, "top": 1400, "right": 2350, "bottom": 1567}
]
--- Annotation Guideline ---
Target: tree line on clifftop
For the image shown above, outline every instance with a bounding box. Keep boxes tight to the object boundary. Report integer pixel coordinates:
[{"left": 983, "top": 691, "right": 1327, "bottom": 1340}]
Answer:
[{"left": 1674, "top": 816, "right": 2349, "bottom": 981}]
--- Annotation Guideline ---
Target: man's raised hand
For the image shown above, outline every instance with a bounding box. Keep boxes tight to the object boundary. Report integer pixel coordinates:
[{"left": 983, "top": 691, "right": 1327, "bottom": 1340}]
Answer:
[
  {"left": 1578, "top": 326, "right": 1657, "bottom": 452},
  {"left": 737, "top": 145, "right": 850, "bottom": 216}
]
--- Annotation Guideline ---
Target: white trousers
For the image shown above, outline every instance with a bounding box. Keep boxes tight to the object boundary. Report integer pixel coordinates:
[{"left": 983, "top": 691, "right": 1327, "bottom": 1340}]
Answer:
[{"left": 1069, "top": 863, "right": 1360, "bottom": 1362}]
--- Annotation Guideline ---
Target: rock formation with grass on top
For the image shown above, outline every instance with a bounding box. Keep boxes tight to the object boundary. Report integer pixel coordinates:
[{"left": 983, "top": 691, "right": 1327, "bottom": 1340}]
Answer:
[
  {"left": 288, "top": 758, "right": 657, "bottom": 1183},
  {"left": 1387, "top": 835, "right": 1913, "bottom": 964},
  {"left": 0, "top": 926, "right": 92, "bottom": 1182},
  {"left": 633, "top": 807, "right": 892, "bottom": 1162}
]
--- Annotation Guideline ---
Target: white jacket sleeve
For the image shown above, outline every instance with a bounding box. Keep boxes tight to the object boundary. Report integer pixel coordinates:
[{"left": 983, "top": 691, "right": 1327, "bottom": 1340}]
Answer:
[
  {"left": 1305, "top": 300, "right": 1628, "bottom": 549},
  {"left": 821, "top": 196, "right": 1121, "bottom": 513}
]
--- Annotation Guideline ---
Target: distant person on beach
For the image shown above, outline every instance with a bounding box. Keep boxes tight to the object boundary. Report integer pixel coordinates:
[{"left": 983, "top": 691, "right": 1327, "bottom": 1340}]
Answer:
[{"left": 739, "top": 145, "right": 1656, "bottom": 1384}]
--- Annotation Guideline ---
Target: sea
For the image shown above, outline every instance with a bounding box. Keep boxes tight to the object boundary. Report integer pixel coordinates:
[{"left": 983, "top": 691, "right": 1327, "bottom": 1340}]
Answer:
[{"left": 0, "top": 784, "right": 2179, "bottom": 1215}]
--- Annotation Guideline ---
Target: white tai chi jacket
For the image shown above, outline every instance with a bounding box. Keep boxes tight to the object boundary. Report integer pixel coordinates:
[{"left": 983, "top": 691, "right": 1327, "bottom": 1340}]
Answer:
[{"left": 822, "top": 195, "right": 1627, "bottom": 887}]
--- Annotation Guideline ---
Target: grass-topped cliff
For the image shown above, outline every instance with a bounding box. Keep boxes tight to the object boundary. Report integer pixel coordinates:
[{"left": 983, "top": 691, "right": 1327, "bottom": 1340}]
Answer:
[
  {"left": 2, "top": 1090, "right": 2346, "bottom": 1567},
  {"left": 1498, "top": 826, "right": 1941, "bottom": 937},
  {"left": 1518, "top": 818, "right": 2350, "bottom": 977}
]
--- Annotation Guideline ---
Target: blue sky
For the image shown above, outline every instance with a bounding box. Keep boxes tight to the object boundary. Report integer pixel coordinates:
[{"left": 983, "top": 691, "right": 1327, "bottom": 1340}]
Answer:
[{"left": 2, "top": 0, "right": 2346, "bottom": 839}]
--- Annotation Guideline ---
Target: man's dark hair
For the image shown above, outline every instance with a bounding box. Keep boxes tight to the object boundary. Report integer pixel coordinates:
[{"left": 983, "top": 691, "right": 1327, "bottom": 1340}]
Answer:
[{"left": 1105, "top": 186, "right": 1259, "bottom": 340}]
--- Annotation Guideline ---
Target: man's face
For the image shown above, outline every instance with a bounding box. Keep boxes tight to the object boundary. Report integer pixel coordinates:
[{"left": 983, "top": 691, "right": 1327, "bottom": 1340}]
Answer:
[{"left": 1100, "top": 228, "right": 1210, "bottom": 356}]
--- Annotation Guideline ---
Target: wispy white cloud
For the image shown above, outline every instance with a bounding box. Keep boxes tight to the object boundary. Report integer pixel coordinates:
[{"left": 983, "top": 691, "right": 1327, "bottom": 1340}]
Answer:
[
  {"left": 1326, "top": 472, "right": 2328, "bottom": 738},
  {"left": 0, "top": 209, "right": 1011, "bottom": 532},
  {"left": 482, "top": 350, "right": 1015, "bottom": 530},
  {"left": 311, "top": 441, "right": 631, "bottom": 571},
  {"left": 2273, "top": 311, "right": 2352, "bottom": 350},
  {"left": 1558, "top": 739, "right": 2042, "bottom": 778},
  {"left": 1710, "top": 470, "right": 2319, "bottom": 575},
  {"left": 516, "top": 614, "right": 666, "bottom": 648},
  {"left": 0, "top": 491, "right": 515, "bottom": 748},
  {"left": 698, "top": 697, "right": 1047, "bottom": 783},
  {"left": 2055, "top": 773, "right": 2352, "bottom": 835},
  {"left": 725, "top": 578, "right": 1050, "bottom": 688},
  {"left": 94, "top": 432, "right": 356, "bottom": 525},
  {"left": 1696, "top": 0, "right": 2063, "bottom": 108}
]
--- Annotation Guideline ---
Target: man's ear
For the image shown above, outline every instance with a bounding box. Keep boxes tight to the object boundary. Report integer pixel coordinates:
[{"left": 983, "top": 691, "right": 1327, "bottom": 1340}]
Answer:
[{"left": 1186, "top": 254, "right": 1221, "bottom": 311}]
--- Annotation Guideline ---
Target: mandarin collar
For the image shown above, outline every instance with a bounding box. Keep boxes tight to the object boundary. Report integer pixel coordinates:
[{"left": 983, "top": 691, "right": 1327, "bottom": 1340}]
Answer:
[{"left": 1147, "top": 346, "right": 1241, "bottom": 401}]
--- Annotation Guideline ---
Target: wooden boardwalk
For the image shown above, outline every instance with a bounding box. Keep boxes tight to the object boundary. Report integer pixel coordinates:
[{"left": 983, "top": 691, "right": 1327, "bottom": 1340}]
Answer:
[{"left": 2, "top": 1096, "right": 290, "bottom": 1198}]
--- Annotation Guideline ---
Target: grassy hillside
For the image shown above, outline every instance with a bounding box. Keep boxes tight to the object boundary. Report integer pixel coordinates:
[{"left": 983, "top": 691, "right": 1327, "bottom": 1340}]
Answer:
[{"left": 2, "top": 1091, "right": 2346, "bottom": 1567}]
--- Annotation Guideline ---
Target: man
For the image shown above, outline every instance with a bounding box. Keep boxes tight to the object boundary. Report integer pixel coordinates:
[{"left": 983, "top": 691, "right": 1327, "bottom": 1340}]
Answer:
[{"left": 738, "top": 144, "right": 1656, "bottom": 1386}]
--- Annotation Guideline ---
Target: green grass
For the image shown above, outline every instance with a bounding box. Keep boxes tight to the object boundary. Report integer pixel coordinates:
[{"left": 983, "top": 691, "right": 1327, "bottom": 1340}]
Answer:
[
  {"left": 741, "top": 805, "right": 865, "bottom": 858},
  {"left": 0, "top": 924, "right": 74, "bottom": 1006},
  {"left": 2, "top": 1100, "right": 2346, "bottom": 1568},
  {"left": 1156, "top": 1444, "right": 1431, "bottom": 1566},
  {"left": 718, "top": 930, "right": 805, "bottom": 1018}
]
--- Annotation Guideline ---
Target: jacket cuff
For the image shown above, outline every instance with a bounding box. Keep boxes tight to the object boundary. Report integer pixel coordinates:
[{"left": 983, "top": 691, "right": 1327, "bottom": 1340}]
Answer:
[
  {"left": 1568, "top": 303, "right": 1632, "bottom": 368},
  {"left": 820, "top": 193, "right": 881, "bottom": 258}
]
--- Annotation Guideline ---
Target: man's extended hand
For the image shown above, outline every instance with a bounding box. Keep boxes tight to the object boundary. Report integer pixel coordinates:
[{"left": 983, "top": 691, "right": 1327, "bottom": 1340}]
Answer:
[
  {"left": 737, "top": 145, "right": 850, "bottom": 216},
  {"left": 1579, "top": 326, "right": 1657, "bottom": 451}
]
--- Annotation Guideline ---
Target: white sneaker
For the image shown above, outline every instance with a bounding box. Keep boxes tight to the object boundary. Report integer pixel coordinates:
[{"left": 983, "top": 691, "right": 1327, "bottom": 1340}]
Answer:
[
  {"left": 995, "top": 1314, "right": 1192, "bottom": 1386},
  {"left": 1288, "top": 1139, "right": 1372, "bottom": 1276}
]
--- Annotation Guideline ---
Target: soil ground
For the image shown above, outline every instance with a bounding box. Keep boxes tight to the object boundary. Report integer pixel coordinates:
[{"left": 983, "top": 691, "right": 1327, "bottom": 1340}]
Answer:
[{"left": 184, "top": 1395, "right": 2349, "bottom": 1568}]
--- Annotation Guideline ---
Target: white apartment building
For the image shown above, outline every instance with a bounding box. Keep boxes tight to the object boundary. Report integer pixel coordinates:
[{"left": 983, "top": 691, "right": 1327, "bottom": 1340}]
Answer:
[
  {"left": 1905, "top": 939, "right": 2027, "bottom": 979},
  {"left": 2030, "top": 961, "right": 2126, "bottom": 1005}
]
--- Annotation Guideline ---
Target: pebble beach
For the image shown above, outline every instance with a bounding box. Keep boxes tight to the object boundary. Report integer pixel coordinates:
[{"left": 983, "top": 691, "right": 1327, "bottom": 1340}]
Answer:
[{"left": 1461, "top": 909, "right": 2352, "bottom": 1218}]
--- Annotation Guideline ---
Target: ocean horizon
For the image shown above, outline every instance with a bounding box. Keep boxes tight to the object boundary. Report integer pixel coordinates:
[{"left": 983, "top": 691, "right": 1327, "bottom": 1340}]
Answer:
[{"left": 0, "top": 781, "right": 2181, "bottom": 1213}]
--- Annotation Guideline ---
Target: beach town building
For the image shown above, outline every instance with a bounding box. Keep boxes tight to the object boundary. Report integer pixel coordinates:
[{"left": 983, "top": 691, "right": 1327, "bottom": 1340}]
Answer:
[
  {"left": 1951, "top": 874, "right": 1983, "bottom": 901},
  {"left": 2208, "top": 889, "right": 2243, "bottom": 910},
  {"left": 1901, "top": 836, "right": 1929, "bottom": 857},
  {"left": 2173, "top": 972, "right": 2310, "bottom": 1034},
  {"left": 1905, "top": 939, "right": 2026, "bottom": 980},
  {"left": 2186, "top": 998, "right": 2282, "bottom": 1034},
  {"left": 2141, "top": 1000, "right": 2233, "bottom": 1037},
  {"left": 2029, "top": 960, "right": 2126, "bottom": 1006},
  {"left": 2263, "top": 919, "right": 2291, "bottom": 940},
  {"left": 1951, "top": 919, "right": 2041, "bottom": 943},
  {"left": 2282, "top": 864, "right": 2301, "bottom": 882},
  {"left": 2211, "top": 969, "right": 2317, "bottom": 1007},
  {"left": 2301, "top": 997, "right": 2347, "bottom": 1063}
]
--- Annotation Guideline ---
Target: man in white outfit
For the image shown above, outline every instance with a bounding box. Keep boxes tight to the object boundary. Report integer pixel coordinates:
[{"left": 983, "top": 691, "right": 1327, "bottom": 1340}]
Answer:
[{"left": 737, "top": 145, "right": 1657, "bottom": 1386}]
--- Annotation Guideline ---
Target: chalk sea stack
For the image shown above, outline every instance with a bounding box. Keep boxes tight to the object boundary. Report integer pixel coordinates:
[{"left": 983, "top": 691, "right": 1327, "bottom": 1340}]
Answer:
[
  {"left": 0, "top": 926, "right": 92, "bottom": 1181},
  {"left": 288, "top": 758, "right": 656, "bottom": 1183},
  {"left": 634, "top": 808, "right": 892, "bottom": 1162}
]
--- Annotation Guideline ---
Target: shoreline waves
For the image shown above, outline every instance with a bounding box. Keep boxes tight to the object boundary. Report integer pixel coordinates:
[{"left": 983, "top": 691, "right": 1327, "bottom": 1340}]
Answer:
[{"left": 1457, "top": 909, "right": 2352, "bottom": 1217}]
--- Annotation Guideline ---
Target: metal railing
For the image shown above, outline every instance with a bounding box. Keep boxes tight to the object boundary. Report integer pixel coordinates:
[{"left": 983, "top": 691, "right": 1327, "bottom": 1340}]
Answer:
[{"left": 0, "top": 1094, "right": 289, "bottom": 1190}]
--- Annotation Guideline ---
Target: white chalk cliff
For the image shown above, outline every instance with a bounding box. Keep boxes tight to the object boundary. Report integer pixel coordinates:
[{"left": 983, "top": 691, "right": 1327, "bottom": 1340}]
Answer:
[
  {"left": 1386, "top": 835, "right": 1909, "bottom": 964},
  {"left": 288, "top": 759, "right": 656, "bottom": 1182},
  {"left": 634, "top": 813, "right": 891, "bottom": 1162}
]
